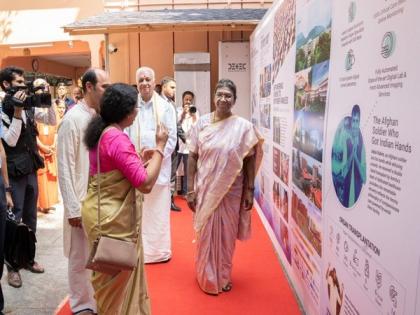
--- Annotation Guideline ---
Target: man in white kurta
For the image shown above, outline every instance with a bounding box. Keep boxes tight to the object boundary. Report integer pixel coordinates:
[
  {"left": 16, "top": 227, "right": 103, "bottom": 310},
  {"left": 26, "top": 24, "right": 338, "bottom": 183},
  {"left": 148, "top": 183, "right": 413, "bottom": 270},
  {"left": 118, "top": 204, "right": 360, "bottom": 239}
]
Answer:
[
  {"left": 127, "top": 67, "right": 177, "bottom": 263},
  {"left": 57, "top": 68, "right": 110, "bottom": 314}
]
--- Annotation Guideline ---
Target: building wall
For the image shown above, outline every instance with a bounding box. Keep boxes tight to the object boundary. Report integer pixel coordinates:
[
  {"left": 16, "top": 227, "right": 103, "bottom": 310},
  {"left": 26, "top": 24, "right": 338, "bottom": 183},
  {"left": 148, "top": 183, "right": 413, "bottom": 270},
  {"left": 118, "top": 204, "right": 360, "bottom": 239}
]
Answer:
[
  {"left": 1, "top": 0, "right": 270, "bottom": 98},
  {"left": 0, "top": 40, "right": 92, "bottom": 84},
  {"left": 109, "top": 29, "right": 252, "bottom": 106},
  {"left": 0, "top": 0, "right": 103, "bottom": 22},
  {"left": 104, "top": 0, "right": 269, "bottom": 103},
  {"left": 0, "top": 0, "right": 104, "bottom": 83},
  {"left": 2, "top": 56, "right": 86, "bottom": 80}
]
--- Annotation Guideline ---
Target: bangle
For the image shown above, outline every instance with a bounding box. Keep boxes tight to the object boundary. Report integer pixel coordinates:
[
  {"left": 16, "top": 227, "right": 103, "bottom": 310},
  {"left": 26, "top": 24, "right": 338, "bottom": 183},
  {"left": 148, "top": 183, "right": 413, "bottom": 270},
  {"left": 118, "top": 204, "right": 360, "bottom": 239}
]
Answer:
[
  {"left": 247, "top": 187, "right": 255, "bottom": 191},
  {"left": 5, "top": 186, "right": 12, "bottom": 193},
  {"left": 13, "top": 116, "right": 22, "bottom": 120},
  {"left": 155, "top": 148, "right": 164, "bottom": 158},
  {"left": 186, "top": 191, "right": 195, "bottom": 195}
]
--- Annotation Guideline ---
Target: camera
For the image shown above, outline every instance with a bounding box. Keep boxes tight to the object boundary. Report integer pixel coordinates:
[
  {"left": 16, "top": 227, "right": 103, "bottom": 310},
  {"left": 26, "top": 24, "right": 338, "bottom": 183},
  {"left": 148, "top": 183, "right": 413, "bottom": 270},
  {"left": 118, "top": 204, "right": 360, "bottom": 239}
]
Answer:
[
  {"left": 4, "top": 81, "right": 52, "bottom": 109},
  {"left": 108, "top": 44, "right": 118, "bottom": 54},
  {"left": 189, "top": 106, "right": 197, "bottom": 114}
]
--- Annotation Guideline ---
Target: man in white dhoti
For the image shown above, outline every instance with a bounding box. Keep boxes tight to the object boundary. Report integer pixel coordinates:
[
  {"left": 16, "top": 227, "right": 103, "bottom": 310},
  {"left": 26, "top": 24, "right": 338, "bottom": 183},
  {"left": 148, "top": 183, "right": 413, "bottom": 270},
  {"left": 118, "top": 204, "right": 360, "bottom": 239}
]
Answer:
[
  {"left": 57, "top": 68, "right": 110, "bottom": 315},
  {"left": 127, "top": 67, "right": 177, "bottom": 263}
]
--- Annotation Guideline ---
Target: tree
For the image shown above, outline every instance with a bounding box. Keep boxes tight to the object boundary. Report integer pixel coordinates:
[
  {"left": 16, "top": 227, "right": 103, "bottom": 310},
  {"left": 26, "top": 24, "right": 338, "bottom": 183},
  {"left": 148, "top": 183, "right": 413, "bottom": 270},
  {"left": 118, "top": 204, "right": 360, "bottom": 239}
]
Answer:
[
  {"left": 295, "top": 48, "right": 307, "bottom": 72},
  {"left": 316, "top": 32, "right": 331, "bottom": 64}
]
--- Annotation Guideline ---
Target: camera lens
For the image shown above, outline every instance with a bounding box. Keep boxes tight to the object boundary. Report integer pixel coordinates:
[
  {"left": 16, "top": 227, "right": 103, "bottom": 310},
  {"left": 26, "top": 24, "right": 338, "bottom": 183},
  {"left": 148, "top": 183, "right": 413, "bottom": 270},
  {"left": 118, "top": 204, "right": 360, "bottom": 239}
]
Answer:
[{"left": 189, "top": 106, "right": 197, "bottom": 114}]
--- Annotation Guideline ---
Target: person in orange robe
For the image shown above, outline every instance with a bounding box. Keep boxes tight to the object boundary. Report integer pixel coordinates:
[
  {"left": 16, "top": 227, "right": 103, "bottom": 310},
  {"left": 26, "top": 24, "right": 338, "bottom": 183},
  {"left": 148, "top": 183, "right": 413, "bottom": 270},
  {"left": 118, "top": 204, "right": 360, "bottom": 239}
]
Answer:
[{"left": 36, "top": 99, "right": 65, "bottom": 213}]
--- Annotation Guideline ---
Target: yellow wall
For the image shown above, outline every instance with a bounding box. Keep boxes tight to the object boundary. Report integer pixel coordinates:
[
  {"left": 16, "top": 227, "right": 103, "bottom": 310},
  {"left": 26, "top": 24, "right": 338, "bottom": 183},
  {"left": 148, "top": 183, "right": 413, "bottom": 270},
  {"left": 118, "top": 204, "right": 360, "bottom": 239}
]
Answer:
[
  {"left": 0, "top": 0, "right": 103, "bottom": 20},
  {"left": 103, "top": 0, "right": 270, "bottom": 95},
  {"left": 140, "top": 32, "right": 174, "bottom": 81},
  {"left": 0, "top": 40, "right": 91, "bottom": 83},
  {"left": 0, "top": 1, "right": 103, "bottom": 82},
  {"left": 2, "top": 56, "right": 86, "bottom": 80},
  {"left": 109, "top": 29, "right": 253, "bottom": 103},
  {"left": 1, "top": 0, "right": 270, "bottom": 95}
]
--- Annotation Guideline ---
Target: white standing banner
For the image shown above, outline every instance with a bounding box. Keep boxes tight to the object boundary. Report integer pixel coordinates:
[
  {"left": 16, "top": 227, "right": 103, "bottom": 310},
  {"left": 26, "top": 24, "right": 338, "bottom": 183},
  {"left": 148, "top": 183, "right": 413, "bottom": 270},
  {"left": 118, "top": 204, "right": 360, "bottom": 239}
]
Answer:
[
  {"left": 218, "top": 42, "right": 251, "bottom": 119},
  {"left": 324, "top": 1, "right": 420, "bottom": 314},
  {"left": 251, "top": 0, "right": 420, "bottom": 314}
]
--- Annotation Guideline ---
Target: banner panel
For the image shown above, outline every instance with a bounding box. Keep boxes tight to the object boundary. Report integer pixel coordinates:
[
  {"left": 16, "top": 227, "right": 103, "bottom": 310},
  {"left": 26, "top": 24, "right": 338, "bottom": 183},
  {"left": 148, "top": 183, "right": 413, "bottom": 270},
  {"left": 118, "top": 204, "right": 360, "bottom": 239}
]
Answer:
[
  {"left": 251, "top": 0, "right": 420, "bottom": 314},
  {"left": 219, "top": 42, "right": 251, "bottom": 119},
  {"left": 323, "top": 1, "right": 420, "bottom": 314}
]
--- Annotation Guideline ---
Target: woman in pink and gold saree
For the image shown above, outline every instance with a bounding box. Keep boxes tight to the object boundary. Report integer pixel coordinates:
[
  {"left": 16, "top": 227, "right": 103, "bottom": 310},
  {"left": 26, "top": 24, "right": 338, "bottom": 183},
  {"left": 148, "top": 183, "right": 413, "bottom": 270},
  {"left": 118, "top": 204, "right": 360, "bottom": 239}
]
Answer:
[
  {"left": 187, "top": 79, "right": 263, "bottom": 295},
  {"left": 81, "top": 84, "right": 168, "bottom": 314}
]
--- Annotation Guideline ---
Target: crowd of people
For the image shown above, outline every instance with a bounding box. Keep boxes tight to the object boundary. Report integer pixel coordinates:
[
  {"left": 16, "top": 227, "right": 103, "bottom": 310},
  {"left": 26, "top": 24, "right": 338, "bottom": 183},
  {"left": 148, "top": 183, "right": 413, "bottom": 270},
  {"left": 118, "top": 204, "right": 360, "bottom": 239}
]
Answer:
[{"left": 0, "top": 65, "right": 263, "bottom": 315}]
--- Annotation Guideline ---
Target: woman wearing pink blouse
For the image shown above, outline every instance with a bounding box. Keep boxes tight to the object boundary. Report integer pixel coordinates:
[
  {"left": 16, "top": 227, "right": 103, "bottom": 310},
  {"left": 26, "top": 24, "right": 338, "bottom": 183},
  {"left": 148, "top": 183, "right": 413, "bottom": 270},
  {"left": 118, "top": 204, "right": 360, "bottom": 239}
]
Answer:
[{"left": 81, "top": 83, "right": 168, "bottom": 314}]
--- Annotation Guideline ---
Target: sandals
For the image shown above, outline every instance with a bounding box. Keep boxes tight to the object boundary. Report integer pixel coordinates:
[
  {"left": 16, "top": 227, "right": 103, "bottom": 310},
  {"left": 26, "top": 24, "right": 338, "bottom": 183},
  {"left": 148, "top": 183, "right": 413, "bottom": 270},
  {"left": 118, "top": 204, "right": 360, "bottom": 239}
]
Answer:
[
  {"left": 7, "top": 271, "right": 22, "bottom": 288},
  {"left": 222, "top": 282, "right": 233, "bottom": 292}
]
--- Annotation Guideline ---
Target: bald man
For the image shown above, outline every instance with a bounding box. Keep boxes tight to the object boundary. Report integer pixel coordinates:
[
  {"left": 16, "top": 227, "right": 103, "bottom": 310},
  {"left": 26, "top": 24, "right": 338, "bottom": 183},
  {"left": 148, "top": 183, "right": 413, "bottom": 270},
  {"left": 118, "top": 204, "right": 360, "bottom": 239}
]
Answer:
[{"left": 57, "top": 68, "right": 110, "bottom": 315}]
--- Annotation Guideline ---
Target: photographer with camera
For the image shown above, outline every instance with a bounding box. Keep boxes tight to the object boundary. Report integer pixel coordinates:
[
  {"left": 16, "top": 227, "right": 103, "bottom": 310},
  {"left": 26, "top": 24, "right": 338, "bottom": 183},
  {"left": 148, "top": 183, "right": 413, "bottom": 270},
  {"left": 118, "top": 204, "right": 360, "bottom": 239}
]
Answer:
[
  {"left": 0, "top": 66, "right": 56, "bottom": 288},
  {"left": 177, "top": 91, "right": 199, "bottom": 196}
]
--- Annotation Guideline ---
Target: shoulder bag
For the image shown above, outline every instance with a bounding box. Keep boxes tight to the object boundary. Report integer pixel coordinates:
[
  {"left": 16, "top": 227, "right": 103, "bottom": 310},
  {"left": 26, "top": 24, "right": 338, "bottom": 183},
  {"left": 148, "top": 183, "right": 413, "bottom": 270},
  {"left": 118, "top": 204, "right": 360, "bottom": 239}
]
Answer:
[{"left": 85, "top": 127, "right": 138, "bottom": 275}]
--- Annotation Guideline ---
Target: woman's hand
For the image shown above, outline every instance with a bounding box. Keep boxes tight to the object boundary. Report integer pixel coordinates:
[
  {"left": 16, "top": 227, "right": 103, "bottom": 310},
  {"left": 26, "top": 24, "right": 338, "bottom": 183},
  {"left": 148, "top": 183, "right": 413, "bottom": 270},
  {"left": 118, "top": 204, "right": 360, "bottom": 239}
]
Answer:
[
  {"left": 186, "top": 191, "right": 197, "bottom": 212},
  {"left": 39, "top": 144, "right": 53, "bottom": 156},
  {"left": 45, "top": 146, "right": 54, "bottom": 156},
  {"left": 155, "top": 123, "right": 169, "bottom": 149},
  {"left": 68, "top": 217, "right": 82, "bottom": 228},
  {"left": 243, "top": 188, "right": 254, "bottom": 211},
  {"left": 140, "top": 147, "right": 154, "bottom": 165}
]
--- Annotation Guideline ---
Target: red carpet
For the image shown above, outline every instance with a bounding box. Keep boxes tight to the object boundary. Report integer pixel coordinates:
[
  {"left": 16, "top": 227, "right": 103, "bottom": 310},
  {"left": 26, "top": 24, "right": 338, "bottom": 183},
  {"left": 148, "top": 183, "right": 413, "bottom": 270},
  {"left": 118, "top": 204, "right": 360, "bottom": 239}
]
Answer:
[{"left": 56, "top": 196, "right": 301, "bottom": 314}]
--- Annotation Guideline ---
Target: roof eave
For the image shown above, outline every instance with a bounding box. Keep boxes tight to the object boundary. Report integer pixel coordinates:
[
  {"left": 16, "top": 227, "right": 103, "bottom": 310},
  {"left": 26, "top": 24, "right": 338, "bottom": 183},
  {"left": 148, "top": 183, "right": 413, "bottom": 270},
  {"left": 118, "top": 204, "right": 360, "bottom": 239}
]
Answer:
[{"left": 64, "top": 21, "right": 260, "bottom": 35}]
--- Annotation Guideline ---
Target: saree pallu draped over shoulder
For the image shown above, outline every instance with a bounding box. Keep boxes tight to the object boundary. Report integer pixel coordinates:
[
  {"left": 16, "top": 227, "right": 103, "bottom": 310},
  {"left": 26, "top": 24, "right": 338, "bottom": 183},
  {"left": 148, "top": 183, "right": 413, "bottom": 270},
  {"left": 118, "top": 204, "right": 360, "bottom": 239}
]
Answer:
[
  {"left": 193, "top": 115, "right": 263, "bottom": 294},
  {"left": 81, "top": 170, "right": 150, "bottom": 315}
]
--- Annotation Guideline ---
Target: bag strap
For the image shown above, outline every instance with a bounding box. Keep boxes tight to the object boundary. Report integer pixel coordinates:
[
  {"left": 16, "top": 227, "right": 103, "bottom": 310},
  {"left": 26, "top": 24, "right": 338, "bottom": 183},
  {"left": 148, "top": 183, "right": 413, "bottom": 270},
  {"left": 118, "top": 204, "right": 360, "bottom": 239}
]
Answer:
[{"left": 96, "top": 126, "right": 137, "bottom": 238}]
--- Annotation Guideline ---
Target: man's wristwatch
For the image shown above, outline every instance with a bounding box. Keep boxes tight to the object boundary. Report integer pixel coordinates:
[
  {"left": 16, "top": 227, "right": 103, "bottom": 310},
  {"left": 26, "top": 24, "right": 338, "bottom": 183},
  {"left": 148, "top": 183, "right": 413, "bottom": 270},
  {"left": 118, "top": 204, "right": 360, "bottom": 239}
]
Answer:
[{"left": 5, "top": 186, "right": 12, "bottom": 193}]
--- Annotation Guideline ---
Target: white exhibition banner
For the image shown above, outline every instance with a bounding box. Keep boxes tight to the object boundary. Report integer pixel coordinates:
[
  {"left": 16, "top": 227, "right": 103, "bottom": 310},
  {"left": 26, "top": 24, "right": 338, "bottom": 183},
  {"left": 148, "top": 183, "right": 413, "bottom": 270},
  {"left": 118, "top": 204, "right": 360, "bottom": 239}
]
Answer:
[
  {"left": 250, "top": 0, "right": 420, "bottom": 314},
  {"left": 218, "top": 42, "right": 251, "bottom": 119}
]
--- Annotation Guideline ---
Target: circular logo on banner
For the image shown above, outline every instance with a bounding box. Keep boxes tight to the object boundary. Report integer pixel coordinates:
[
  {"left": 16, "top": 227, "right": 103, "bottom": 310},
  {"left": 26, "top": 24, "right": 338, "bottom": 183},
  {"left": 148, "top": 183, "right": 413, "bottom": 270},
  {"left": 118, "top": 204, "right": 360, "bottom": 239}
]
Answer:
[
  {"left": 381, "top": 32, "right": 396, "bottom": 58},
  {"left": 331, "top": 105, "right": 366, "bottom": 208},
  {"left": 345, "top": 49, "right": 355, "bottom": 71}
]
